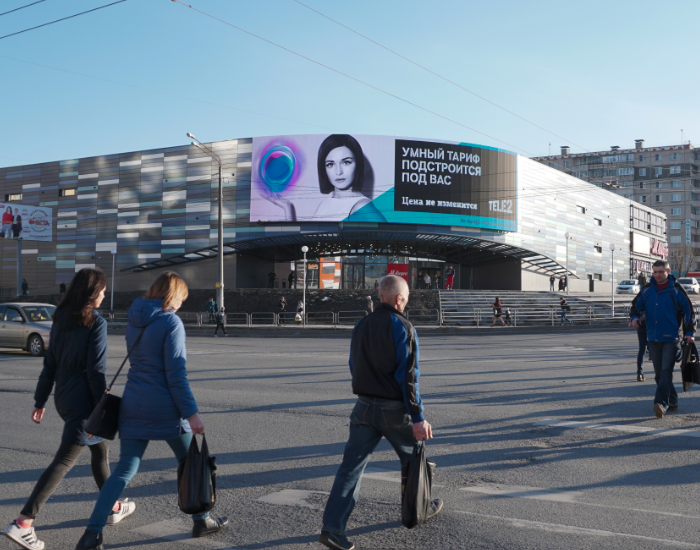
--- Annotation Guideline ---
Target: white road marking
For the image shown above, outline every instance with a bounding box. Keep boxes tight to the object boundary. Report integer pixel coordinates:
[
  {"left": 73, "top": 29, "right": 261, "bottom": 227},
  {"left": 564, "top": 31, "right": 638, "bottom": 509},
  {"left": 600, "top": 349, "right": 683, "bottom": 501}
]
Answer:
[
  {"left": 256, "top": 489, "right": 328, "bottom": 509},
  {"left": 131, "top": 519, "right": 245, "bottom": 549},
  {"left": 535, "top": 418, "right": 700, "bottom": 438},
  {"left": 456, "top": 511, "right": 700, "bottom": 548}
]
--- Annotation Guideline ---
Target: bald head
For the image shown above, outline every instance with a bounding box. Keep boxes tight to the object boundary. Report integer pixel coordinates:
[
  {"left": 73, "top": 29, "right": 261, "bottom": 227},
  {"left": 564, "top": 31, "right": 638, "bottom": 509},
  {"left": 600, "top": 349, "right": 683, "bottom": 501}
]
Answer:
[{"left": 379, "top": 275, "right": 409, "bottom": 312}]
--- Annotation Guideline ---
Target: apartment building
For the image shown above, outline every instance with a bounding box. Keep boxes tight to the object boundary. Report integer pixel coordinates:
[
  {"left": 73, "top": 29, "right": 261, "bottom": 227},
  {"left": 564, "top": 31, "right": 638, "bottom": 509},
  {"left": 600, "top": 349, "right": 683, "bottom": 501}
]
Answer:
[{"left": 533, "top": 140, "right": 697, "bottom": 275}]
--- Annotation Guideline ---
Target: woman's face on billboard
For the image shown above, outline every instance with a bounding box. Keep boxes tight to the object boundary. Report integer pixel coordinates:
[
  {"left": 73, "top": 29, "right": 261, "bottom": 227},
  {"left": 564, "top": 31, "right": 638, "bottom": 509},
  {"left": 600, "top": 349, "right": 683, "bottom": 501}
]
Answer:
[{"left": 324, "top": 146, "right": 356, "bottom": 191}]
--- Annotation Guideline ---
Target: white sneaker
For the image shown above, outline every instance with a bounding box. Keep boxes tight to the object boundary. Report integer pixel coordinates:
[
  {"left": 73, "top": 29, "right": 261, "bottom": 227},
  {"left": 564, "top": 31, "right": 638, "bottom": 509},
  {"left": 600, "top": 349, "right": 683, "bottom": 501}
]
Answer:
[
  {"left": 4, "top": 520, "right": 45, "bottom": 550},
  {"left": 106, "top": 499, "right": 136, "bottom": 525}
]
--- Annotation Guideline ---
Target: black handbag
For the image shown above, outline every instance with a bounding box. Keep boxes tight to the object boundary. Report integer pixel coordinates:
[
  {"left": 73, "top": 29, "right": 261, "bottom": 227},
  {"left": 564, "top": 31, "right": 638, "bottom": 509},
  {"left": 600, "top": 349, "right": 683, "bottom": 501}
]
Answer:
[
  {"left": 401, "top": 441, "right": 436, "bottom": 529},
  {"left": 84, "top": 328, "right": 145, "bottom": 440},
  {"left": 680, "top": 341, "right": 700, "bottom": 392}
]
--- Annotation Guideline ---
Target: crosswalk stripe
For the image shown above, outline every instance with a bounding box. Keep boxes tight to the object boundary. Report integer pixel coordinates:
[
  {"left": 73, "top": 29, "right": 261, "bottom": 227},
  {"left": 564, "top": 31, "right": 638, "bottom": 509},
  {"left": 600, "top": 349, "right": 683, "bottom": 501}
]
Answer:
[{"left": 535, "top": 418, "right": 700, "bottom": 438}]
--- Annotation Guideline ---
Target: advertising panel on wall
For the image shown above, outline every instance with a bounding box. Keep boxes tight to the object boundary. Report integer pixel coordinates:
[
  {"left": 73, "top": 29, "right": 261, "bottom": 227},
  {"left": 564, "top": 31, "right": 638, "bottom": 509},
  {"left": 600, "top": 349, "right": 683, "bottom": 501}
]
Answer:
[
  {"left": 387, "top": 263, "right": 409, "bottom": 283},
  {"left": 0, "top": 203, "right": 52, "bottom": 242},
  {"left": 250, "top": 134, "right": 517, "bottom": 231}
]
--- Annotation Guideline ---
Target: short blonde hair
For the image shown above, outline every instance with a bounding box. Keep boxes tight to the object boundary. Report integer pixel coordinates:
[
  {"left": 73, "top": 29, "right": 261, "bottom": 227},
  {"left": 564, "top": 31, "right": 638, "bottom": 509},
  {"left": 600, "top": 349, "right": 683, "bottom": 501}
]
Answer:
[{"left": 145, "top": 271, "right": 189, "bottom": 311}]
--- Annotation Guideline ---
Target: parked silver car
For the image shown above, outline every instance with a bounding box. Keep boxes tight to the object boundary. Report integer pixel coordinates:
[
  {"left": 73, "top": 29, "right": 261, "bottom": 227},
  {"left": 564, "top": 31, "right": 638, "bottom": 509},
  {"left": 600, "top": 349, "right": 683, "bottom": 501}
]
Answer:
[
  {"left": 678, "top": 277, "right": 700, "bottom": 294},
  {"left": 616, "top": 280, "right": 641, "bottom": 294},
  {"left": 0, "top": 303, "right": 54, "bottom": 356}
]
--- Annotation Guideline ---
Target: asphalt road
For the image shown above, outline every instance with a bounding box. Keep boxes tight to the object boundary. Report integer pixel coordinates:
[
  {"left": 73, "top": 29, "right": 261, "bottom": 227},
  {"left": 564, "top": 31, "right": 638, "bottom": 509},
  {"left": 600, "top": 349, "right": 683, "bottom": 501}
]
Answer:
[{"left": 2, "top": 329, "right": 700, "bottom": 550}]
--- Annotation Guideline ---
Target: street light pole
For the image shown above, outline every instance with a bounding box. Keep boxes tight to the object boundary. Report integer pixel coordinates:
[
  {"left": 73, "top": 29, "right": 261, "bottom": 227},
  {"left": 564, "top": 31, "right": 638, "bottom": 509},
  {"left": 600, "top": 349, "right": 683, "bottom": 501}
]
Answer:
[
  {"left": 301, "top": 246, "right": 308, "bottom": 328},
  {"left": 610, "top": 243, "right": 616, "bottom": 315},
  {"left": 187, "top": 133, "right": 224, "bottom": 312},
  {"left": 110, "top": 249, "right": 116, "bottom": 311},
  {"left": 564, "top": 232, "right": 570, "bottom": 296}
]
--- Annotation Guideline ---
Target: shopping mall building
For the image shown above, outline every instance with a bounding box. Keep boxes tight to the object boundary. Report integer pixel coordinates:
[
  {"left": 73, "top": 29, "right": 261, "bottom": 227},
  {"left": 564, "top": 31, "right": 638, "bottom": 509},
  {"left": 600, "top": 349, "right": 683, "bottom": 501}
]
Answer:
[{"left": 0, "top": 134, "right": 666, "bottom": 294}]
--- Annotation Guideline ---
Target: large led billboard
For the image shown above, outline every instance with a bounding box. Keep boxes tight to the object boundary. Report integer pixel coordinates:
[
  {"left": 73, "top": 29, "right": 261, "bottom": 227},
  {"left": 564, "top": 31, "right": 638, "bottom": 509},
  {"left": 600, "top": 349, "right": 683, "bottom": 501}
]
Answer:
[
  {"left": 250, "top": 134, "right": 516, "bottom": 231},
  {"left": 0, "top": 203, "right": 52, "bottom": 242}
]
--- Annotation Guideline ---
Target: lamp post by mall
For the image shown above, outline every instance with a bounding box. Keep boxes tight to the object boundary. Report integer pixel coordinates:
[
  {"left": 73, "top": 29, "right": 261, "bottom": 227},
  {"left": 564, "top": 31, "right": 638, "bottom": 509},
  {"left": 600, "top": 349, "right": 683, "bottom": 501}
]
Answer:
[
  {"left": 187, "top": 133, "right": 225, "bottom": 312},
  {"left": 564, "top": 232, "right": 570, "bottom": 296},
  {"left": 110, "top": 249, "right": 116, "bottom": 311},
  {"left": 610, "top": 242, "right": 616, "bottom": 315},
  {"left": 301, "top": 246, "right": 308, "bottom": 328}
]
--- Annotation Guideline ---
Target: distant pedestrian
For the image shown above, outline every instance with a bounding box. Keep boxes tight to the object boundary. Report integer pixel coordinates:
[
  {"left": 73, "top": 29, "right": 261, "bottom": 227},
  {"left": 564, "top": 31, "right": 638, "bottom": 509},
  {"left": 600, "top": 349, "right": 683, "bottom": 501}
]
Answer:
[
  {"left": 278, "top": 296, "right": 287, "bottom": 324},
  {"left": 559, "top": 297, "right": 572, "bottom": 325},
  {"left": 503, "top": 307, "right": 513, "bottom": 326},
  {"left": 207, "top": 297, "right": 217, "bottom": 324},
  {"left": 296, "top": 300, "right": 304, "bottom": 323},
  {"left": 490, "top": 297, "right": 505, "bottom": 327},
  {"left": 214, "top": 306, "right": 227, "bottom": 337},
  {"left": 3, "top": 269, "right": 130, "bottom": 550},
  {"left": 288, "top": 271, "right": 295, "bottom": 289},
  {"left": 268, "top": 270, "right": 276, "bottom": 289},
  {"left": 637, "top": 273, "right": 647, "bottom": 286},
  {"left": 629, "top": 292, "right": 647, "bottom": 382},
  {"left": 549, "top": 274, "right": 555, "bottom": 292},
  {"left": 59, "top": 281, "right": 66, "bottom": 295},
  {"left": 21, "top": 278, "right": 28, "bottom": 295},
  {"left": 630, "top": 259, "right": 696, "bottom": 419},
  {"left": 318, "top": 275, "right": 441, "bottom": 550},
  {"left": 365, "top": 296, "right": 374, "bottom": 316},
  {"left": 445, "top": 265, "right": 455, "bottom": 290},
  {"left": 423, "top": 273, "right": 431, "bottom": 289},
  {"left": 558, "top": 277, "right": 565, "bottom": 292}
]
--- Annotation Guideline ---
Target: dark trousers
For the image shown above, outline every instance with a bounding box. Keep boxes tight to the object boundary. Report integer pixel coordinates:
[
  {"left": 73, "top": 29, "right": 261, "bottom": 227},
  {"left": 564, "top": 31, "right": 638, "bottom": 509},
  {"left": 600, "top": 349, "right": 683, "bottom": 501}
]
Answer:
[
  {"left": 214, "top": 320, "right": 227, "bottom": 335},
  {"left": 648, "top": 341, "right": 679, "bottom": 409},
  {"left": 636, "top": 327, "right": 648, "bottom": 374},
  {"left": 208, "top": 312, "right": 215, "bottom": 324},
  {"left": 20, "top": 440, "right": 110, "bottom": 519}
]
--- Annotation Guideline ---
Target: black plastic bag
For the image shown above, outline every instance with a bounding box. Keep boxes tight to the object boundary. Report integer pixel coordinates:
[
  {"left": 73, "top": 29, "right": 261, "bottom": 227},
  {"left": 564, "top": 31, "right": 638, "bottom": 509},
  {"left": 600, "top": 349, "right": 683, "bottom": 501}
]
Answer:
[
  {"left": 177, "top": 434, "right": 217, "bottom": 515},
  {"left": 401, "top": 441, "right": 436, "bottom": 529},
  {"left": 681, "top": 341, "right": 700, "bottom": 392}
]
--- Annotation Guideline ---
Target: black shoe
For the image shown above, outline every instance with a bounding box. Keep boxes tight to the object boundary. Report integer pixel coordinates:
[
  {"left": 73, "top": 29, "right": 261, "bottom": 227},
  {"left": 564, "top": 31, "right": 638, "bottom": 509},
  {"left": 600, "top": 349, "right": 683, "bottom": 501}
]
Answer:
[
  {"left": 192, "top": 516, "right": 229, "bottom": 538},
  {"left": 75, "top": 529, "right": 103, "bottom": 550},
  {"left": 637, "top": 372, "right": 645, "bottom": 382},
  {"left": 668, "top": 404, "right": 679, "bottom": 411},
  {"left": 427, "top": 498, "right": 444, "bottom": 519},
  {"left": 319, "top": 531, "right": 355, "bottom": 550}
]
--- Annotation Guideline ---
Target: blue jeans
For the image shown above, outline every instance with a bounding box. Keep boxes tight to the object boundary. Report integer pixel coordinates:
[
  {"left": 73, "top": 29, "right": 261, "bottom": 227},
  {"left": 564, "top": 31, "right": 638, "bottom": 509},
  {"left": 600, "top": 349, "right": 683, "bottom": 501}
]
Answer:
[
  {"left": 636, "top": 327, "right": 648, "bottom": 374},
  {"left": 648, "top": 341, "right": 679, "bottom": 409},
  {"left": 87, "top": 433, "right": 208, "bottom": 532},
  {"left": 322, "top": 396, "right": 415, "bottom": 536},
  {"left": 560, "top": 311, "right": 571, "bottom": 325}
]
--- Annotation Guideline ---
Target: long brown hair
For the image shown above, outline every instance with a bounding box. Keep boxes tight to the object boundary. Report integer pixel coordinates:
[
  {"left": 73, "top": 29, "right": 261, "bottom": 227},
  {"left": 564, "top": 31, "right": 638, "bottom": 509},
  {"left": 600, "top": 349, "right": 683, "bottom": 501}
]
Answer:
[
  {"left": 55, "top": 268, "right": 107, "bottom": 327},
  {"left": 145, "top": 271, "right": 189, "bottom": 311}
]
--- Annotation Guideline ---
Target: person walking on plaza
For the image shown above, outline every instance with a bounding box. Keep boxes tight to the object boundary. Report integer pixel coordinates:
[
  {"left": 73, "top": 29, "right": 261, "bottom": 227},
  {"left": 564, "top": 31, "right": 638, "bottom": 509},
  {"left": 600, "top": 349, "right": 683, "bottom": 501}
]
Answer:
[
  {"left": 75, "top": 272, "right": 228, "bottom": 550},
  {"left": 558, "top": 277, "right": 565, "bottom": 292},
  {"left": 365, "top": 296, "right": 373, "bottom": 316},
  {"left": 549, "top": 274, "right": 555, "bottom": 292},
  {"left": 214, "top": 306, "right": 227, "bottom": 337},
  {"left": 630, "top": 260, "right": 696, "bottom": 419},
  {"left": 59, "top": 281, "right": 66, "bottom": 295},
  {"left": 207, "top": 297, "right": 217, "bottom": 324},
  {"left": 296, "top": 300, "right": 304, "bottom": 323},
  {"left": 3, "top": 268, "right": 132, "bottom": 550},
  {"left": 288, "top": 271, "right": 295, "bottom": 289},
  {"left": 629, "top": 292, "right": 647, "bottom": 382},
  {"left": 21, "top": 278, "right": 28, "bottom": 295},
  {"left": 559, "top": 297, "right": 573, "bottom": 325},
  {"left": 268, "top": 270, "right": 276, "bottom": 289},
  {"left": 319, "top": 275, "right": 441, "bottom": 550},
  {"left": 445, "top": 265, "right": 455, "bottom": 290},
  {"left": 423, "top": 272, "right": 431, "bottom": 289},
  {"left": 278, "top": 296, "right": 287, "bottom": 324},
  {"left": 490, "top": 297, "right": 505, "bottom": 327}
]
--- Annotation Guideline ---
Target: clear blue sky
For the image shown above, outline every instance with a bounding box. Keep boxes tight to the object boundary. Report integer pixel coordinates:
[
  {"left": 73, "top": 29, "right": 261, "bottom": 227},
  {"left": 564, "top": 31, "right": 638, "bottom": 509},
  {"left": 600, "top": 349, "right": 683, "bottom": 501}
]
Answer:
[{"left": 1, "top": 0, "right": 698, "bottom": 168}]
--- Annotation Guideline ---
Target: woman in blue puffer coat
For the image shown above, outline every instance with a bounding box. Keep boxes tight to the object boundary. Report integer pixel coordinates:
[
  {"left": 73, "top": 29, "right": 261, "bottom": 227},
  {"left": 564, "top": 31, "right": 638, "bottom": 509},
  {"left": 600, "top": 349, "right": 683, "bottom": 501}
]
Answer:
[{"left": 76, "top": 272, "right": 228, "bottom": 550}]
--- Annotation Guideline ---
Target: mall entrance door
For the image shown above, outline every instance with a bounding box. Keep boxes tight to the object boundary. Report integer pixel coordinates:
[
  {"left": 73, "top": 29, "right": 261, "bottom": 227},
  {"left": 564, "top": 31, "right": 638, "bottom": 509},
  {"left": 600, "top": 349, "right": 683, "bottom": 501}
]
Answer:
[
  {"left": 343, "top": 263, "right": 365, "bottom": 289},
  {"left": 415, "top": 266, "right": 443, "bottom": 290}
]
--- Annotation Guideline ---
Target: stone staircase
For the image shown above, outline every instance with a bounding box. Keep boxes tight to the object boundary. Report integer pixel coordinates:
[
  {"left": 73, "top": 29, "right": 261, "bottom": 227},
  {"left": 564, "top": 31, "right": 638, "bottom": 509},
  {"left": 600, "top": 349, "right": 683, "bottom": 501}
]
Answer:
[{"left": 438, "top": 290, "right": 628, "bottom": 326}]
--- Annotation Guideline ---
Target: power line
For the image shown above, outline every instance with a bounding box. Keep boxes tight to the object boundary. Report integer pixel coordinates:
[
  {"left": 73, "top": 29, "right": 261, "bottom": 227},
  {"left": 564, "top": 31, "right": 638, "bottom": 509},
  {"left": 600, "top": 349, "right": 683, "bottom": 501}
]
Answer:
[
  {"left": 0, "top": 0, "right": 47, "bottom": 18},
  {"left": 0, "top": 0, "right": 127, "bottom": 41},
  {"left": 170, "top": 0, "right": 531, "bottom": 156},
  {"left": 291, "top": 0, "right": 590, "bottom": 154}
]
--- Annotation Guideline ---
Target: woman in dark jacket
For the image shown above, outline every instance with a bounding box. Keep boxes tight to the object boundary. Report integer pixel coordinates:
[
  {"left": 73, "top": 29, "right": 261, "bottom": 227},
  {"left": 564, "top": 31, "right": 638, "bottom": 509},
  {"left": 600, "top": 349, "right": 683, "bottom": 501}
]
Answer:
[
  {"left": 76, "top": 272, "right": 228, "bottom": 550},
  {"left": 3, "top": 268, "right": 132, "bottom": 550}
]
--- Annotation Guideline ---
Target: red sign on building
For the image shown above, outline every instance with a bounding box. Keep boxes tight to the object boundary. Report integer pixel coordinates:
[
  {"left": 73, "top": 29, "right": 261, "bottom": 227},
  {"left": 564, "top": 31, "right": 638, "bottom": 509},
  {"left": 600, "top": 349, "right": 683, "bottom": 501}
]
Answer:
[{"left": 387, "top": 263, "right": 409, "bottom": 283}]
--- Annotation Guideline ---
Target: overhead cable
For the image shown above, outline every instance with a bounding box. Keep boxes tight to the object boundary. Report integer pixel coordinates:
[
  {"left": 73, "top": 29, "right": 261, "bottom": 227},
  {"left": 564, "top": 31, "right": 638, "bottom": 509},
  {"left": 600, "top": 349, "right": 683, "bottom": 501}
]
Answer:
[{"left": 0, "top": 0, "right": 47, "bottom": 18}]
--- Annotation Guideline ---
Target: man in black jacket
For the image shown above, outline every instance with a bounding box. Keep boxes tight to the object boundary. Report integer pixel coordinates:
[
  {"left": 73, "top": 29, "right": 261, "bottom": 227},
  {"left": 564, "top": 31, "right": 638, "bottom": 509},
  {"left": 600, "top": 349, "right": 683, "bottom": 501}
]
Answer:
[{"left": 319, "top": 275, "right": 441, "bottom": 550}]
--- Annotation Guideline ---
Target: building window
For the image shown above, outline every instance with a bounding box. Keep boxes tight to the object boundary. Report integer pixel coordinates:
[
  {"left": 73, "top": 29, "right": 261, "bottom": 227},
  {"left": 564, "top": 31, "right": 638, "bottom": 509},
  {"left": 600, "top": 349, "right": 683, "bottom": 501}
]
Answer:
[
  {"left": 655, "top": 182, "right": 663, "bottom": 188},
  {"left": 670, "top": 236, "right": 682, "bottom": 243},
  {"left": 594, "top": 217, "right": 602, "bottom": 226},
  {"left": 576, "top": 205, "right": 586, "bottom": 214},
  {"left": 595, "top": 273, "right": 602, "bottom": 281},
  {"left": 594, "top": 245, "right": 602, "bottom": 253},
  {"left": 639, "top": 155, "right": 646, "bottom": 162},
  {"left": 671, "top": 208, "right": 681, "bottom": 215},
  {"left": 59, "top": 189, "right": 76, "bottom": 197},
  {"left": 672, "top": 194, "right": 682, "bottom": 202},
  {"left": 670, "top": 221, "right": 682, "bottom": 230},
  {"left": 639, "top": 182, "right": 647, "bottom": 189},
  {"left": 672, "top": 180, "right": 681, "bottom": 188},
  {"left": 618, "top": 167, "right": 634, "bottom": 176},
  {"left": 671, "top": 152, "right": 680, "bottom": 160},
  {"left": 564, "top": 161, "right": 570, "bottom": 168},
  {"left": 548, "top": 162, "right": 555, "bottom": 167},
  {"left": 671, "top": 166, "right": 681, "bottom": 174},
  {"left": 639, "top": 168, "right": 647, "bottom": 176},
  {"left": 655, "top": 154, "right": 662, "bottom": 161},
  {"left": 4, "top": 193, "right": 22, "bottom": 201},
  {"left": 655, "top": 167, "right": 663, "bottom": 176},
  {"left": 656, "top": 195, "right": 663, "bottom": 202},
  {"left": 640, "top": 196, "right": 647, "bottom": 203}
]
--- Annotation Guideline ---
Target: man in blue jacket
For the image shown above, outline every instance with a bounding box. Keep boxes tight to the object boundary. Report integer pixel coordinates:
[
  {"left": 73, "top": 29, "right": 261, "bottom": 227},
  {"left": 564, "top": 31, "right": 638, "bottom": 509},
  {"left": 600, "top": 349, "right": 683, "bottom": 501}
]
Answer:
[
  {"left": 319, "top": 275, "right": 442, "bottom": 550},
  {"left": 631, "top": 259, "right": 696, "bottom": 418}
]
